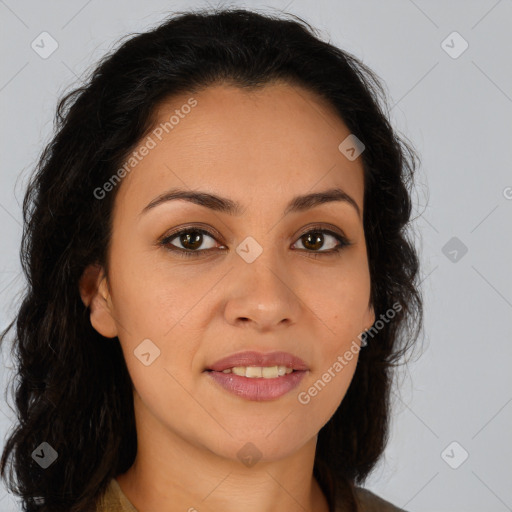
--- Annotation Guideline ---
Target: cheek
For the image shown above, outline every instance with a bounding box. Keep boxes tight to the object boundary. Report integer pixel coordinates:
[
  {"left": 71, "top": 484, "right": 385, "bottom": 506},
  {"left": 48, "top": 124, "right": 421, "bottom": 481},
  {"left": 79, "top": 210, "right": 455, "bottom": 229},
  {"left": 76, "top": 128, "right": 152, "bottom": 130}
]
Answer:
[
  {"left": 299, "top": 261, "right": 371, "bottom": 339},
  {"left": 105, "top": 244, "right": 207, "bottom": 394},
  {"left": 107, "top": 240, "right": 201, "bottom": 334},
  {"left": 290, "top": 268, "right": 368, "bottom": 425}
]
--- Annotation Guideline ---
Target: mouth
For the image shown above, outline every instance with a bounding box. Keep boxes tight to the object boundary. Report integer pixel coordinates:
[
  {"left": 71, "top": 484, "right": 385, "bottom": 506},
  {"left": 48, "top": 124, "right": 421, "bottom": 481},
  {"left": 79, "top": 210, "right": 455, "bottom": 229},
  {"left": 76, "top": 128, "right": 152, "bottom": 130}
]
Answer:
[{"left": 204, "top": 351, "right": 309, "bottom": 401}]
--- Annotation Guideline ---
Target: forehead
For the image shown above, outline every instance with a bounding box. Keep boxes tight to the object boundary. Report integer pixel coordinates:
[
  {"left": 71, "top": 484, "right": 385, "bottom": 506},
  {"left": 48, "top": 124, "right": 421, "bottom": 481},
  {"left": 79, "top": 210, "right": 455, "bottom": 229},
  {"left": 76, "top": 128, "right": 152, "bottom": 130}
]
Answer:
[{"left": 113, "top": 81, "right": 365, "bottom": 218}]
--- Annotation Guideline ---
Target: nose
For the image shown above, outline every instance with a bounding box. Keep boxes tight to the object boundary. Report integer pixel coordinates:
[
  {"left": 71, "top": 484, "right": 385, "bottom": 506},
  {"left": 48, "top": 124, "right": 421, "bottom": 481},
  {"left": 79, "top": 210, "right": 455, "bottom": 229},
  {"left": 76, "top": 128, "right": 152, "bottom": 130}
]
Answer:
[{"left": 223, "top": 259, "right": 302, "bottom": 333}]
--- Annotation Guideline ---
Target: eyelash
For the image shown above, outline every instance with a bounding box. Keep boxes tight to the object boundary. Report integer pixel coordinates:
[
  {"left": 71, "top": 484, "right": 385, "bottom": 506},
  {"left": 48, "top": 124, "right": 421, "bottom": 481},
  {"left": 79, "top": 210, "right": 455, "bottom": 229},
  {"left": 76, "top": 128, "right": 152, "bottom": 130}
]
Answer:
[{"left": 159, "top": 224, "right": 351, "bottom": 259}]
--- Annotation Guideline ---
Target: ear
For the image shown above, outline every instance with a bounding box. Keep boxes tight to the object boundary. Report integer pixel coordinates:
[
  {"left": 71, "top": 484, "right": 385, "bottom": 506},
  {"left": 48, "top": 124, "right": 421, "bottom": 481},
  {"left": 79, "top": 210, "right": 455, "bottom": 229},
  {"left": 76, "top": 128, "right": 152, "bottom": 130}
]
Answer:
[{"left": 79, "top": 263, "right": 118, "bottom": 338}]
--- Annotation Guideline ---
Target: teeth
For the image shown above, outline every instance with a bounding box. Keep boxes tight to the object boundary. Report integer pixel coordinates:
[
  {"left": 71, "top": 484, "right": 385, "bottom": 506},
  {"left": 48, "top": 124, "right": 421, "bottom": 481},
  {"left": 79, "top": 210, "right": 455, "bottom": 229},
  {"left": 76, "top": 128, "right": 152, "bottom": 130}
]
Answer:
[{"left": 221, "top": 366, "right": 293, "bottom": 378}]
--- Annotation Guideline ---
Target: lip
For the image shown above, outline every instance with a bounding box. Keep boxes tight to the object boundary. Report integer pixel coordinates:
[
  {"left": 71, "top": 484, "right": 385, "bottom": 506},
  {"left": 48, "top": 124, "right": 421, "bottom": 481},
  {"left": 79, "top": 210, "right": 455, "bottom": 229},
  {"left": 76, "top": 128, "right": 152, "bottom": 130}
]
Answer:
[
  {"left": 206, "top": 350, "right": 309, "bottom": 372},
  {"left": 206, "top": 369, "right": 307, "bottom": 401}
]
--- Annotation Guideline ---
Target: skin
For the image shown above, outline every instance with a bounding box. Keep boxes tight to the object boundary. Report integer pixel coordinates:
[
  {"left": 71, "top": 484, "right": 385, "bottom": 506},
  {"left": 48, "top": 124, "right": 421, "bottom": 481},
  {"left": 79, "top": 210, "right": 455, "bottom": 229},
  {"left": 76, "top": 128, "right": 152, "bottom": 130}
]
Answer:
[{"left": 80, "top": 81, "right": 375, "bottom": 512}]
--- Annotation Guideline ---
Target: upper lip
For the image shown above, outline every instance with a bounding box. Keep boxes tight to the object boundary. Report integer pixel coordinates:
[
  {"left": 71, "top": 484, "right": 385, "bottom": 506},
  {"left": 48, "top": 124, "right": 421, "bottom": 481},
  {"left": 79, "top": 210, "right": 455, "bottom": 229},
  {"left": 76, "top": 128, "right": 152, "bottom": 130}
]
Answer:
[{"left": 206, "top": 351, "right": 309, "bottom": 372}]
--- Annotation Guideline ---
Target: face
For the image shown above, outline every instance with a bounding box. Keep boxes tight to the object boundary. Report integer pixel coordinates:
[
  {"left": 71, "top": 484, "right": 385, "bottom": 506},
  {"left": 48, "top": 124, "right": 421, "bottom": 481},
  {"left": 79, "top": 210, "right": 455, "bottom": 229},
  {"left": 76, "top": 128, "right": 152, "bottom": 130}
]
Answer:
[{"left": 81, "top": 81, "right": 374, "bottom": 463}]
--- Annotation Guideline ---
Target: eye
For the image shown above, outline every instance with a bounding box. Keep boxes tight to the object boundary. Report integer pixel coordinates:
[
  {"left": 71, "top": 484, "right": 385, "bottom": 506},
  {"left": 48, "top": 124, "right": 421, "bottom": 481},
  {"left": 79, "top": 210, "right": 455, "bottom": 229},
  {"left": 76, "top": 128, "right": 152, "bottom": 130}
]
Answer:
[
  {"left": 291, "top": 227, "right": 350, "bottom": 256},
  {"left": 160, "top": 227, "right": 224, "bottom": 258}
]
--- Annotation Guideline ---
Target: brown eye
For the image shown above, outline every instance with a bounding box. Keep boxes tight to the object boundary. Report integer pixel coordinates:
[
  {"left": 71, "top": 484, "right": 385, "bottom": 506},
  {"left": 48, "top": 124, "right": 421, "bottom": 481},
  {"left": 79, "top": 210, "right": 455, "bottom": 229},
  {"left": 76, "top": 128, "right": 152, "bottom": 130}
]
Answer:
[
  {"left": 161, "top": 228, "right": 222, "bottom": 258},
  {"left": 292, "top": 229, "right": 349, "bottom": 254}
]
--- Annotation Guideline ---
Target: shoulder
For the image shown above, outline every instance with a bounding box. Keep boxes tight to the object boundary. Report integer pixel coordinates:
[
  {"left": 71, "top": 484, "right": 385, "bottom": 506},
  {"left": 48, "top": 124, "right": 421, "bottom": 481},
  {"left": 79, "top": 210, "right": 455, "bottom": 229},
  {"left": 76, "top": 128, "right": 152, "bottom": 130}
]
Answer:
[
  {"left": 351, "top": 486, "right": 409, "bottom": 512},
  {"left": 95, "top": 478, "right": 139, "bottom": 512}
]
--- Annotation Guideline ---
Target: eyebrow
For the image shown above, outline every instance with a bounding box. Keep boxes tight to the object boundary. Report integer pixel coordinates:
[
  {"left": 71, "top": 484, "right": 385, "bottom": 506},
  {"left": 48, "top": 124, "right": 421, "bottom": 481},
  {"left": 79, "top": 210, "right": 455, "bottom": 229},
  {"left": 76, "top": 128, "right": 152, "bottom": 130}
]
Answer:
[{"left": 140, "top": 186, "right": 361, "bottom": 218}]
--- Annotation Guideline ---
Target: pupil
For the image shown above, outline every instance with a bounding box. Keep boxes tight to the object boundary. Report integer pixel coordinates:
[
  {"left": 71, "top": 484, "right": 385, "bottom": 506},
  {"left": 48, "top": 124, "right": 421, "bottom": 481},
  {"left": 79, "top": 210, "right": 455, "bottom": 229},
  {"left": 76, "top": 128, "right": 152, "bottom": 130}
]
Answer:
[
  {"left": 304, "top": 232, "right": 323, "bottom": 250},
  {"left": 181, "top": 231, "right": 202, "bottom": 250}
]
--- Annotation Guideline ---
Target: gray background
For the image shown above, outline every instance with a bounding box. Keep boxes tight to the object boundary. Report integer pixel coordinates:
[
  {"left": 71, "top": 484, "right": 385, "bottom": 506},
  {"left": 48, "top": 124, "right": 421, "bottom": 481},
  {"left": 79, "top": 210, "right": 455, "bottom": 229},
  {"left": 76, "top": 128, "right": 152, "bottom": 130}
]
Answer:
[{"left": 1, "top": 1, "right": 511, "bottom": 511}]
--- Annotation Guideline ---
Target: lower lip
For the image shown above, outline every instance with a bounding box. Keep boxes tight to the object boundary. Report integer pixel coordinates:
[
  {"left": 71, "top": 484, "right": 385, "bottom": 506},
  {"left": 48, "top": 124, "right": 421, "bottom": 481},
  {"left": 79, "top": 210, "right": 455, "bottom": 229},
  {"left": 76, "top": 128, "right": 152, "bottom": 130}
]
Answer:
[{"left": 206, "top": 370, "right": 307, "bottom": 401}]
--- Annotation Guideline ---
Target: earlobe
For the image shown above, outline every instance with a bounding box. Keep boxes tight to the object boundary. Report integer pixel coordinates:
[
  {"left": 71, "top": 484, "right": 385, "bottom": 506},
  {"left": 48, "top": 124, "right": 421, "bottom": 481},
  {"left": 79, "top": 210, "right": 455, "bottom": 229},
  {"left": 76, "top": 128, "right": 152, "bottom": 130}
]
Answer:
[{"left": 79, "top": 263, "right": 118, "bottom": 339}]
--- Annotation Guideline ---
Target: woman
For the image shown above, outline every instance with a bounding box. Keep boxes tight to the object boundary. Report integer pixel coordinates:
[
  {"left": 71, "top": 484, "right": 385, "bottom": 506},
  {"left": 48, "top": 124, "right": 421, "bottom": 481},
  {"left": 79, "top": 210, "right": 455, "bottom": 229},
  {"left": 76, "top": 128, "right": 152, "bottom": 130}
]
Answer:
[{"left": 0, "top": 8, "right": 423, "bottom": 512}]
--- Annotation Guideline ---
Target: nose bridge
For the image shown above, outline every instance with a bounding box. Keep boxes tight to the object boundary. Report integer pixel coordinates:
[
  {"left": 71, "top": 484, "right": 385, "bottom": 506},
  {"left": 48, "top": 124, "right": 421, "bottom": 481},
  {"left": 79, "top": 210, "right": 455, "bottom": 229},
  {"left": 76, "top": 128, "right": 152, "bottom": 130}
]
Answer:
[{"left": 236, "top": 233, "right": 289, "bottom": 296}]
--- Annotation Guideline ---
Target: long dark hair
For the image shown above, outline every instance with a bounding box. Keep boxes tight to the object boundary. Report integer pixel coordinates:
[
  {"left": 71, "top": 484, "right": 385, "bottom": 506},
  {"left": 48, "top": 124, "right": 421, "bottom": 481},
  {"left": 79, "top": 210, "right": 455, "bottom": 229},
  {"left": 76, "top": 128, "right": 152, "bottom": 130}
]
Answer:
[{"left": 0, "top": 7, "right": 423, "bottom": 512}]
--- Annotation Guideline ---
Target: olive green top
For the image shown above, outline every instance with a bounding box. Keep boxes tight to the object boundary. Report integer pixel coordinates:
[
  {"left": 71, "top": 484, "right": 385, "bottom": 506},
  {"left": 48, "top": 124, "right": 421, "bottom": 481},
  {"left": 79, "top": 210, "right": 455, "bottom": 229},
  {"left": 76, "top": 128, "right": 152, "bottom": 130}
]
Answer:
[{"left": 96, "top": 478, "right": 408, "bottom": 511}]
